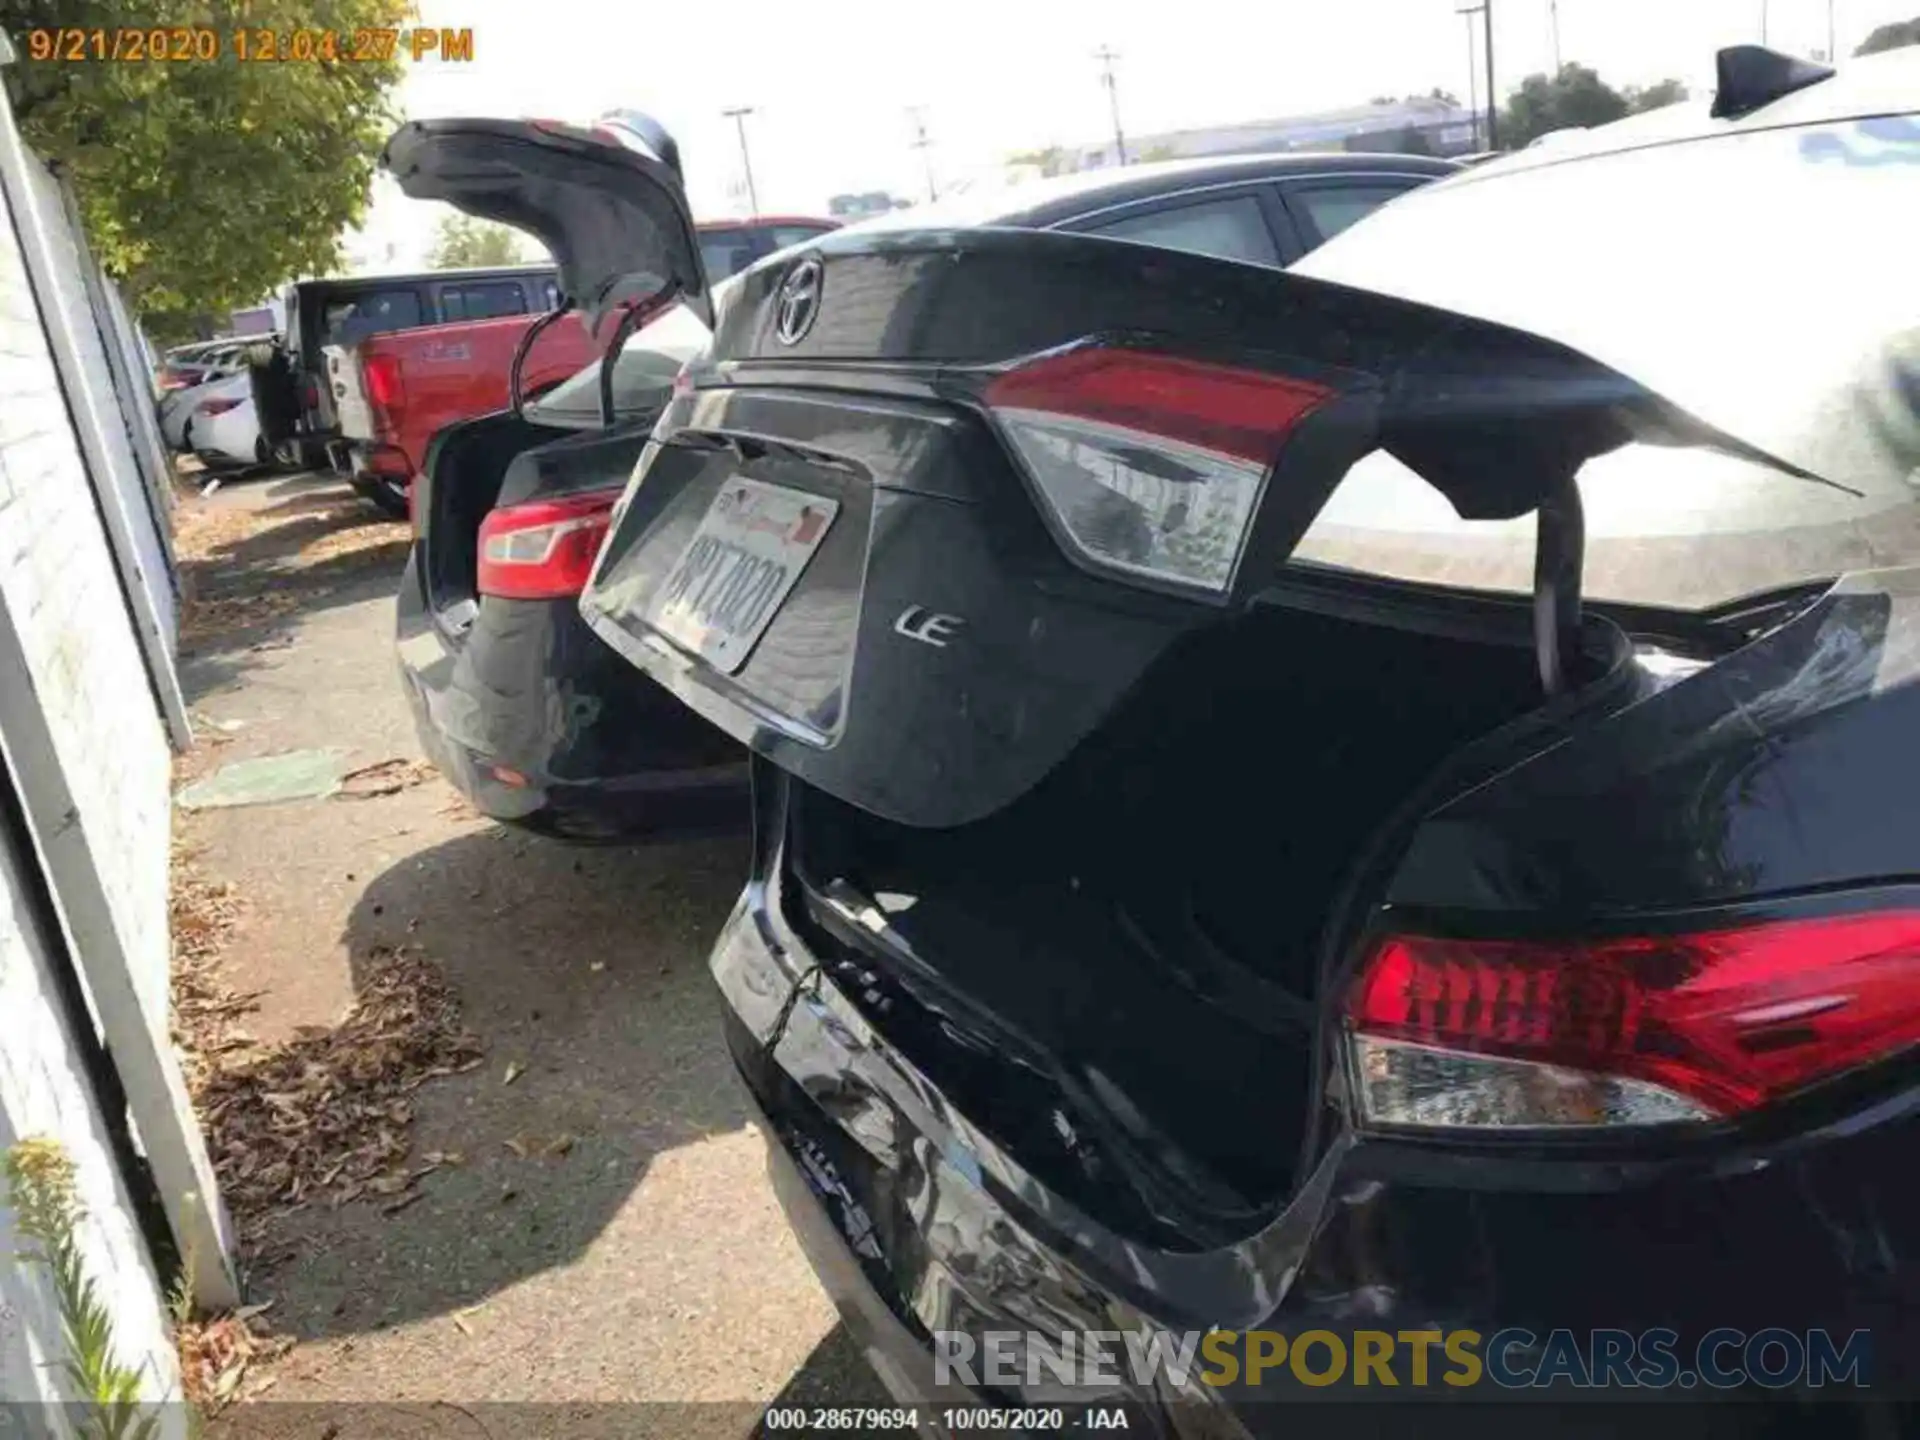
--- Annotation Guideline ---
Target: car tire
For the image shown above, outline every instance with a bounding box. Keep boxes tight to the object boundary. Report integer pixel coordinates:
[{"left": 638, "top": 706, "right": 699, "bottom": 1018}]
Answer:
[{"left": 350, "top": 473, "right": 409, "bottom": 519}]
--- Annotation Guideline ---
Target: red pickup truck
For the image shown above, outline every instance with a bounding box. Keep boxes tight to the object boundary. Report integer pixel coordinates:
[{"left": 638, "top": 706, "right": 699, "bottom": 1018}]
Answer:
[
  {"left": 329, "top": 310, "right": 596, "bottom": 515},
  {"left": 332, "top": 217, "right": 839, "bottom": 515}
]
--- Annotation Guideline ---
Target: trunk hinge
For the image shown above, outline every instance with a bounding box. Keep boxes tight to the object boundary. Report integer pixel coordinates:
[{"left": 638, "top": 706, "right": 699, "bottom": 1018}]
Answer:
[{"left": 1532, "top": 474, "right": 1586, "bottom": 697}]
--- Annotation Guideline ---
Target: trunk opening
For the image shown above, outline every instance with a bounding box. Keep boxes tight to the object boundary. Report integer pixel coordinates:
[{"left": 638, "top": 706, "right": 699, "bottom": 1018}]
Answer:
[
  {"left": 785, "top": 591, "right": 1628, "bottom": 1249},
  {"left": 419, "top": 411, "right": 563, "bottom": 625}
]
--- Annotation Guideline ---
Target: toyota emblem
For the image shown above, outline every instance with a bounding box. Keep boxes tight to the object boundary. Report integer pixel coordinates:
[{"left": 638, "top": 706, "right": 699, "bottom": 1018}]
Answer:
[{"left": 774, "top": 257, "right": 824, "bottom": 346}]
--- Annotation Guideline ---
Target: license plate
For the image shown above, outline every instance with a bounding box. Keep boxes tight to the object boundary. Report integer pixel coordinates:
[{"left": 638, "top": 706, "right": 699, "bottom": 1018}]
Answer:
[{"left": 642, "top": 477, "right": 839, "bottom": 674}]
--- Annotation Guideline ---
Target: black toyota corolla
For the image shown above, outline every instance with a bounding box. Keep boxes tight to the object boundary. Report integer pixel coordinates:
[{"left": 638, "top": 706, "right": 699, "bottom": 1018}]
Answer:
[
  {"left": 448, "top": 46, "right": 1916, "bottom": 1433},
  {"left": 387, "top": 116, "right": 1451, "bottom": 842}
]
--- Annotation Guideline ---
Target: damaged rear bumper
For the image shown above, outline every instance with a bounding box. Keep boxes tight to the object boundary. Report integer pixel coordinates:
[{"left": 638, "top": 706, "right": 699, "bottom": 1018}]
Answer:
[{"left": 717, "top": 792, "right": 1918, "bottom": 1437}]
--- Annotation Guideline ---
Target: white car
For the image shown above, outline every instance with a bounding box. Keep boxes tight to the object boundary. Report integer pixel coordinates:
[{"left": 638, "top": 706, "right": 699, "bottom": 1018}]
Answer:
[
  {"left": 186, "top": 370, "right": 267, "bottom": 469},
  {"left": 156, "top": 342, "right": 245, "bottom": 451}
]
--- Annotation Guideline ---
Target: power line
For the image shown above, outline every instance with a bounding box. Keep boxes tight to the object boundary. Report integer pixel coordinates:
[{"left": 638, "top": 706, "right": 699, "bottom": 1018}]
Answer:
[
  {"left": 721, "top": 105, "right": 760, "bottom": 218},
  {"left": 907, "top": 106, "right": 938, "bottom": 202},
  {"left": 1093, "top": 45, "right": 1128, "bottom": 166}
]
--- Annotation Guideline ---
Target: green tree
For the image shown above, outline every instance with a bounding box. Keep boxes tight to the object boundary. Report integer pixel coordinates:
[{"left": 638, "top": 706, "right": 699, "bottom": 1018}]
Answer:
[
  {"left": 1855, "top": 17, "right": 1920, "bottom": 53},
  {"left": 1497, "top": 63, "right": 1631, "bottom": 148},
  {"left": 1008, "top": 145, "right": 1070, "bottom": 177},
  {"left": 3, "top": 0, "right": 409, "bottom": 339},
  {"left": 1624, "top": 78, "right": 1689, "bottom": 112},
  {"left": 429, "top": 213, "right": 528, "bottom": 268}
]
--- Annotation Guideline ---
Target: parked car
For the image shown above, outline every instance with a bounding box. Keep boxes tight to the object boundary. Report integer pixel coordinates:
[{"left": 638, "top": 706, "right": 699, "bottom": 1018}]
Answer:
[
  {"left": 696, "top": 216, "right": 839, "bottom": 280},
  {"left": 154, "top": 339, "right": 229, "bottom": 393},
  {"left": 248, "top": 264, "right": 560, "bottom": 470},
  {"left": 184, "top": 369, "right": 269, "bottom": 471},
  {"left": 474, "top": 50, "right": 1909, "bottom": 1427},
  {"left": 386, "top": 113, "right": 1454, "bottom": 841},
  {"left": 157, "top": 340, "right": 258, "bottom": 452},
  {"left": 314, "top": 219, "right": 840, "bottom": 518},
  {"left": 328, "top": 309, "right": 600, "bottom": 516}
]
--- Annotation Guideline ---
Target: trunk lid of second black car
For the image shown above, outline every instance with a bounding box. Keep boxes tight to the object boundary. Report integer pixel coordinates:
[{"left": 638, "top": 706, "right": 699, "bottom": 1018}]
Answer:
[{"left": 579, "top": 226, "right": 1827, "bottom": 828}]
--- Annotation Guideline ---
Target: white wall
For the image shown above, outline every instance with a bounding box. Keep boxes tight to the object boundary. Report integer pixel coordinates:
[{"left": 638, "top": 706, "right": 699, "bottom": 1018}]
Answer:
[
  {"left": 0, "top": 170, "right": 174, "bottom": 1040},
  {"left": 0, "top": 64, "right": 193, "bottom": 1428}
]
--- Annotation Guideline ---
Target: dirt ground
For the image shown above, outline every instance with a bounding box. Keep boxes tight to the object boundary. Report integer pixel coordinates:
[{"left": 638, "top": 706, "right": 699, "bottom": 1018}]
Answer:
[{"left": 170, "top": 469, "right": 887, "bottom": 1435}]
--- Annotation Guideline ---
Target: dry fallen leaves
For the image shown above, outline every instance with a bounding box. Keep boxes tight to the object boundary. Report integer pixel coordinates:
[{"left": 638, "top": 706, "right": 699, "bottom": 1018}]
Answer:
[
  {"left": 175, "top": 1306, "right": 294, "bottom": 1413},
  {"left": 171, "top": 481, "right": 410, "bottom": 646},
  {"left": 176, "top": 926, "right": 482, "bottom": 1234}
]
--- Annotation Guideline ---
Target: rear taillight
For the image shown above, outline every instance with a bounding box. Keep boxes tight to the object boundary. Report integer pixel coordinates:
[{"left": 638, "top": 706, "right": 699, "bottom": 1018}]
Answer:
[
  {"left": 476, "top": 488, "right": 622, "bottom": 600},
  {"left": 1345, "top": 913, "right": 1920, "bottom": 1129},
  {"left": 302, "top": 378, "right": 320, "bottom": 409},
  {"left": 197, "top": 398, "right": 244, "bottom": 416},
  {"left": 363, "top": 354, "right": 405, "bottom": 415},
  {"left": 982, "top": 346, "right": 1333, "bottom": 595}
]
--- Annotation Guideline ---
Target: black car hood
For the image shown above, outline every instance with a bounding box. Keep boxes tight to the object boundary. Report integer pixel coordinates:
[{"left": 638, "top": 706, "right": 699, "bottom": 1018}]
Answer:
[{"left": 383, "top": 116, "right": 711, "bottom": 331}]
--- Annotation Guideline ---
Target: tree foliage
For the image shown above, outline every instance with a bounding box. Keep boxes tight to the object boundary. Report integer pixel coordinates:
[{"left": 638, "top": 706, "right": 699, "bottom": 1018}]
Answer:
[
  {"left": 1007, "top": 145, "right": 1070, "bottom": 177},
  {"left": 1624, "top": 78, "right": 1689, "bottom": 112},
  {"left": 2, "top": 0, "right": 409, "bottom": 338},
  {"left": 1498, "top": 64, "right": 1687, "bottom": 148},
  {"left": 429, "top": 213, "right": 528, "bottom": 269},
  {"left": 1856, "top": 17, "right": 1920, "bottom": 54}
]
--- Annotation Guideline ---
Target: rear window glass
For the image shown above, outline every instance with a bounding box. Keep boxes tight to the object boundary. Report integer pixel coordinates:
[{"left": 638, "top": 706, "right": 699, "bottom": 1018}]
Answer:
[
  {"left": 764, "top": 224, "right": 832, "bottom": 252},
  {"left": 322, "top": 289, "right": 422, "bottom": 344},
  {"left": 521, "top": 301, "right": 712, "bottom": 430},
  {"left": 439, "top": 281, "right": 528, "bottom": 321},
  {"left": 700, "top": 229, "right": 762, "bottom": 281},
  {"left": 1293, "top": 445, "right": 1910, "bottom": 612},
  {"left": 1288, "top": 114, "right": 1920, "bottom": 611},
  {"left": 1289, "top": 181, "right": 1419, "bottom": 243},
  {"left": 1087, "top": 195, "right": 1280, "bottom": 268}
]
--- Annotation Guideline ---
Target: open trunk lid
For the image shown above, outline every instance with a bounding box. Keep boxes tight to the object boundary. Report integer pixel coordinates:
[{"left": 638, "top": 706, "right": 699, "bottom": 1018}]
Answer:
[
  {"left": 575, "top": 226, "right": 1844, "bottom": 827},
  {"left": 382, "top": 112, "right": 710, "bottom": 331}
]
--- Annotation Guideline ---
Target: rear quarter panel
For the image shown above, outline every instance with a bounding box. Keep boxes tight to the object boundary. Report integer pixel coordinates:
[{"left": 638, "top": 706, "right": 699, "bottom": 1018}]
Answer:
[{"left": 1389, "top": 568, "right": 1920, "bottom": 915}]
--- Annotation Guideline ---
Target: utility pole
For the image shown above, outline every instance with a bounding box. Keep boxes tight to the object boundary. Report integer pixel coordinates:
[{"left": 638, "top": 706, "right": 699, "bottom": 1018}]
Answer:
[
  {"left": 1094, "top": 45, "right": 1128, "bottom": 166},
  {"left": 1827, "top": 0, "right": 1837, "bottom": 60},
  {"left": 1759, "top": 0, "right": 1769, "bottom": 44},
  {"left": 1463, "top": 9, "right": 1480, "bottom": 148},
  {"left": 721, "top": 105, "right": 760, "bottom": 218},
  {"left": 1456, "top": 1, "right": 1497, "bottom": 150},
  {"left": 907, "top": 107, "right": 938, "bottom": 202},
  {"left": 1548, "top": 0, "right": 1562, "bottom": 71}
]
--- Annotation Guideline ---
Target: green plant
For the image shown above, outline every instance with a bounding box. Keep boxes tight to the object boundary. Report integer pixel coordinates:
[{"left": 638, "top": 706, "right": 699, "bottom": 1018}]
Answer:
[{"left": 5, "top": 1138, "right": 162, "bottom": 1440}]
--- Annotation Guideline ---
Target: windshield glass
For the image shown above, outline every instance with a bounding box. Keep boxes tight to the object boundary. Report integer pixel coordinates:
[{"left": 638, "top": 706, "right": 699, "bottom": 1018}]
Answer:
[{"left": 1291, "top": 113, "right": 1920, "bottom": 610}]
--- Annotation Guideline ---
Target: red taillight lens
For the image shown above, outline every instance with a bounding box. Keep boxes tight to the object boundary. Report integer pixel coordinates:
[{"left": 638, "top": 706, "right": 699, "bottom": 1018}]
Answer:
[
  {"left": 363, "top": 354, "right": 405, "bottom": 414},
  {"left": 197, "top": 397, "right": 244, "bottom": 416},
  {"left": 476, "top": 488, "right": 622, "bottom": 600},
  {"left": 302, "top": 379, "right": 320, "bottom": 409},
  {"left": 1346, "top": 913, "right": 1920, "bottom": 1128},
  {"left": 982, "top": 347, "right": 1333, "bottom": 595}
]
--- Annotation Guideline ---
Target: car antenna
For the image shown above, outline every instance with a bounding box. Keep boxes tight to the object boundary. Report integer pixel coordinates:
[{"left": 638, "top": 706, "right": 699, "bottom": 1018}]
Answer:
[{"left": 1710, "top": 44, "right": 1835, "bottom": 120}]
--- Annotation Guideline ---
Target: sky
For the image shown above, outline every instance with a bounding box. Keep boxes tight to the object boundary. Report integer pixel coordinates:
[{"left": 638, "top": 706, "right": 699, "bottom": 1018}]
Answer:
[{"left": 345, "top": 0, "right": 1916, "bottom": 271}]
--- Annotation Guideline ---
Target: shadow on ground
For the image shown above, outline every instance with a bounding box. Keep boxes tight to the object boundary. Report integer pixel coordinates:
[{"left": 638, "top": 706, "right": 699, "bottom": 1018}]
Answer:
[
  {"left": 244, "top": 822, "right": 756, "bottom": 1344},
  {"left": 750, "top": 1327, "right": 895, "bottom": 1431},
  {"left": 176, "top": 473, "right": 411, "bottom": 701}
]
